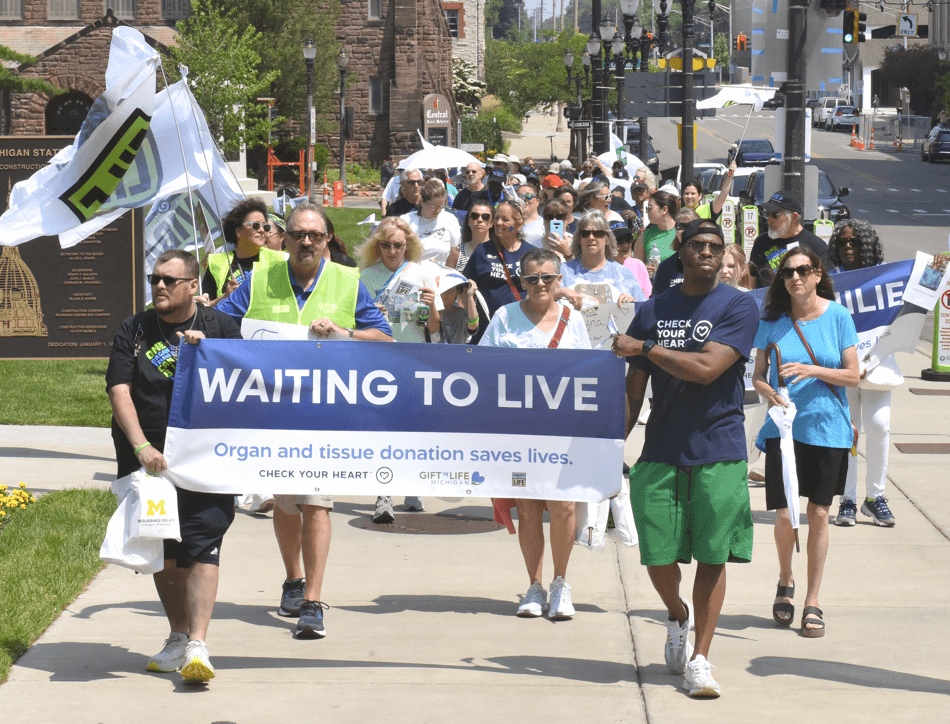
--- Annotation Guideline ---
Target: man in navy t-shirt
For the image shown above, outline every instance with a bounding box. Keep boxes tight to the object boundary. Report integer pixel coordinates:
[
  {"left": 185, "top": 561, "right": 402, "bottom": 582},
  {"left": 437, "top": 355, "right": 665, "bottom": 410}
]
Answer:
[{"left": 613, "top": 219, "right": 760, "bottom": 698}]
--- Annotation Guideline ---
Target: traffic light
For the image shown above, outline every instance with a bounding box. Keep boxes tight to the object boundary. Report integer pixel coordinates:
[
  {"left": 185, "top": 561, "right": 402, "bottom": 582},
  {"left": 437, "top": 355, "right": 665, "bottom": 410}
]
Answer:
[
  {"left": 843, "top": 9, "right": 857, "bottom": 43},
  {"left": 857, "top": 12, "right": 867, "bottom": 42},
  {"left": 735, "top": 33, "right": 747, "bottom": 50}
]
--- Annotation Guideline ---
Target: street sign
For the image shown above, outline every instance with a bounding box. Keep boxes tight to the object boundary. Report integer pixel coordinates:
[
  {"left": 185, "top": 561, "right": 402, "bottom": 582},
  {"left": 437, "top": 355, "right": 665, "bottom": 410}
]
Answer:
[
  {"left": 898, "top": 13, "right": 918, "bottom": 37},
  {"left": 568, "top": 120, "right": 592, "bottom": 130},
  {"left": 310, "top": 107, "right": 316, "bottom": 145},
  {"left": 461, "top": 143, "right": 485, "bottom": 152},
  {"left": 623, "top": 71, "right": 718, "bottom": 119}
]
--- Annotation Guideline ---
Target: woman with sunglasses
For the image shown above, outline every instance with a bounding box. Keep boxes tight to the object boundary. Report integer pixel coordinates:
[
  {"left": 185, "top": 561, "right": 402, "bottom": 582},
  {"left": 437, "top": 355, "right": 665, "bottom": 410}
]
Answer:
[
  {"left": 517, "top": 183, "right": 545, "bottom": 245},
  {"left": 480, "top": 247, "right": 591, "bottom": 620},
  {"left": 561, "top": 211, "right": 646, "bottom": 307},
  {"left": 751, "top": 248, "right": 859, "bottom": 638},
  {"left": 400, "top": 178, "right": 462, "bottom": 268},
  {"left": 576, "top": 179, "right": 624, "bottom": 224},
  {"left": 651, "top": 208, "right": 699, "bottom": 295},
  {"left": 539, "top": 198, "right": 574, "bottom": 261},
  {"left": 826, "top": 220, "right": 898, "bottom": 528},
  {"left": 203, "top": 198, "right": 286, "bottom": 306},
  {"left": 457, "top": 202, "right": 493, "bottom": 271}
]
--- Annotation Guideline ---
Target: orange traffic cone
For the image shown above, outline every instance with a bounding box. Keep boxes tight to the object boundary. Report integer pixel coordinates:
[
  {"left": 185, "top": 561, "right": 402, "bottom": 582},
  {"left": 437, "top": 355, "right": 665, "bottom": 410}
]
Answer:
[
  {"left": 850, "top": 125, "right": 857, "bottom": 147},
  {"left": 322, "top": 170, "right": 330, "bottom": 208},
  {"left": 869, "top": 125, "right": 874, "bottom": 150}
]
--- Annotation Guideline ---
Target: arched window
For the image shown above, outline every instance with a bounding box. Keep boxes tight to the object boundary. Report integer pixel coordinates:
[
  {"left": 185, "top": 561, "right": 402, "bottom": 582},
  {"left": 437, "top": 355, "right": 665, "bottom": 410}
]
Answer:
[{"left": 46, "top": 91, "right": 93, "bottom": 136}]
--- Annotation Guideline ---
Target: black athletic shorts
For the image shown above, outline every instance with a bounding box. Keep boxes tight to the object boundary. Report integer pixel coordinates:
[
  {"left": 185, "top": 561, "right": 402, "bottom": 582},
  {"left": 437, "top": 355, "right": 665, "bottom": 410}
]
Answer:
[
  {"left": 764, "top": 437, "right": 848, "bottom": 510},
  {"left": 163, "top": 486, "right": 235, "bottom": 568}
]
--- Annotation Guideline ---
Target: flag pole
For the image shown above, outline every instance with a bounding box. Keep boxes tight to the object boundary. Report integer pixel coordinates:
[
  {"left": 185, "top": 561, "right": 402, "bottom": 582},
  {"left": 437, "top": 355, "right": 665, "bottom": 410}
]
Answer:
[{"left": 158, "top": 60, "right": 201, "bottom": 266}]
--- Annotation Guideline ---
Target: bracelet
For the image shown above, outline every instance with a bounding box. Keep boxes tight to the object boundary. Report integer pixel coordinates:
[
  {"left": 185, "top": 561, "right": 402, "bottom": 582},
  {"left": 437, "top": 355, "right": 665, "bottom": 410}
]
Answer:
[
  {"left": 467, "top": 316, "right": 479, "bottom": 325},
  {"left": 134, "top": 442, "right": 152, "bottom": 455}
]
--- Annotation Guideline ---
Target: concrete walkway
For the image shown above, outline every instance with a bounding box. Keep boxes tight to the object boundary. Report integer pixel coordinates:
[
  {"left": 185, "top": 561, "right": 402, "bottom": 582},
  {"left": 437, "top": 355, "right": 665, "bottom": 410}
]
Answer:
[{"left": 1, "top": 347, "right": 949, "bottom": 722}]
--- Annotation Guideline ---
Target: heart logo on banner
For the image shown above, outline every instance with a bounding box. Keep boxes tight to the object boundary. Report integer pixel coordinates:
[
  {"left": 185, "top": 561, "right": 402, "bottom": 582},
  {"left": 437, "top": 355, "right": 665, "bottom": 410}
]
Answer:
[{"left": 471, "top": 472, "right": 485, "bottom": 484}]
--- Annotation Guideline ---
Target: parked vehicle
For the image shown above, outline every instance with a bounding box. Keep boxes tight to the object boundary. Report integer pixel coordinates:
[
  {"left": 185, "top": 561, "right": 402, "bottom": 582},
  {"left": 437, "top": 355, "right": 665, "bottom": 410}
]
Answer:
[
  {"left": 622, "top": 124, "right": 660, "bottom": 175},
  {"left": 814, "top": 97, "right": 849, "bottom": 129},
  {"left": 763, "top": 93, "right": 785, "bottom": 110},
  {"left": 921, "top": 125, "right": 950, "bottom": 162},
  {"left": 829, "top": 106, "right": 860, "bottom": 132},
  {"left": 728, "top": 139, "right": 775, "bottom": 167},
  {"left": 674, "top": 162, "right": 726, "bottom": 193}
]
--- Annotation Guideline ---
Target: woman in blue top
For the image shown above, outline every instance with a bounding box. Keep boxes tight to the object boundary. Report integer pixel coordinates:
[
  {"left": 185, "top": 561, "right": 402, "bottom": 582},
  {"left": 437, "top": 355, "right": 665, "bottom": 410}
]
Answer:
[{"left": 751, "top": 247, "right": 859, "bottom": 638}]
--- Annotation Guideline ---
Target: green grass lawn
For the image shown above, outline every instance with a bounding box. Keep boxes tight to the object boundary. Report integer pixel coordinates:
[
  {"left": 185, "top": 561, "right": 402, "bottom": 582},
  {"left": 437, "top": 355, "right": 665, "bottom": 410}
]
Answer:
[
  {"left": 0, "top": 360, "right": 111, "bottom": 428},
  {"left": 0, "top": 488, "right": 116, "bottom": 683},
  {"left": 324, "top": 206, "right": 378, "bottom": 259}
]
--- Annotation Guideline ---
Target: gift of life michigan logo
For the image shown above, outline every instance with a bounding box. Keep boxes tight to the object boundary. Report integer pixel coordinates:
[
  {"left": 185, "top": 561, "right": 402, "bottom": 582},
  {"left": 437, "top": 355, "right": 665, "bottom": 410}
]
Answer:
[{"left": 0, "top": 247, "right": 47, "bottom": 338}]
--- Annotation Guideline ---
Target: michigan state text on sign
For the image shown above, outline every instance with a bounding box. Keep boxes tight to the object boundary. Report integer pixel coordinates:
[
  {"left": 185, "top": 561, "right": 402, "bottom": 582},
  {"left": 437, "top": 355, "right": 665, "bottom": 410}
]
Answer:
[{"left": 164, "top": 341, "right": 626, "bottom": 501}]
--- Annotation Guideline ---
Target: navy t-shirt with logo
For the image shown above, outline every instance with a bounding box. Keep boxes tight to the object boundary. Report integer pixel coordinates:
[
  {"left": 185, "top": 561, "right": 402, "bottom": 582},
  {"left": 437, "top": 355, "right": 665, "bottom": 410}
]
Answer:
[{"left": 626, "top": 282, "right": 760, "bottom": 466}]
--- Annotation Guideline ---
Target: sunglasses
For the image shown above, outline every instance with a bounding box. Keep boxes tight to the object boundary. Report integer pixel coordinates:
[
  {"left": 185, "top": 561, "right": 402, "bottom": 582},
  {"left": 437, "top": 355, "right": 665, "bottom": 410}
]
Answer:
[
  {"left": 148, "top": 274, "right": 195, "bottom": 287},
  {"left": 675, "top": 222, "right": 688, "bottom": 231},
  {"left": 544, "top": 214, "right": 567, "bottom": 221},
  {"left": 464, "top": 169, "right": 479, "bottom": 174},
  {"left": 835, "top": 237, "right": 861, "bottom": 247},
  {"left": 580, "top": 229, "right": 607, "bottom": 238},
  {"left": 686, "top": 240, "right": 726, "bottom": 255},
  {"left": 379, "top": 242, "right": 406, "bottom": 251},
  {"left": 469, "top": 212, "right": 492, "bottom": 221},
  {"left": 289, "top": 230, "right": 328, "bottom": 242},
  {"left": 521, "top": 273, "right": 558, "bottom": 285},
  {"left": 768, "top": 211, "right": 788, "bottom": 220},
  {"left": 242, "top": 221, "right": 273, "bottom": 233},
  {"left": 780, "top": 264, "right": 817, "bottom": 279},
  {"left": 517, "top": 193, "right": 537, "bottom": 202},
  {"left": 595, "top": 193, "right": 611, "bottom": 201},
  {"left": 404, "top": 179, "right": 423, "bottom": 186}
]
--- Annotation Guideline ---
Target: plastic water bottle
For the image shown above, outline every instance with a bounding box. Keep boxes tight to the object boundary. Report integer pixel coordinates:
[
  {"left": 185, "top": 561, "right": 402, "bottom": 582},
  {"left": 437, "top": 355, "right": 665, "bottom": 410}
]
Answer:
[{"left": 648, "top": 243, "right": 661, "bottom": 279}]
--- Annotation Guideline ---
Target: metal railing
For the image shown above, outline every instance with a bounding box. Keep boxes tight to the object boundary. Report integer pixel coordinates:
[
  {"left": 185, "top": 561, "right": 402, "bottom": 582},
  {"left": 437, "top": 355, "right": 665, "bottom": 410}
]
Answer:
[{"left": 858, "top": 113, "right": 931, "bottom": 152}]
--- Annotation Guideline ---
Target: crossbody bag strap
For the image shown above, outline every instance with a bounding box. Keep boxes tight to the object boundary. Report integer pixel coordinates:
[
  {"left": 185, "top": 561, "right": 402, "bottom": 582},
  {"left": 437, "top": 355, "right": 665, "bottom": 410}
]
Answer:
[
  {"left": 547, "top": 305, "right": 572, "bottom": 349},
  {"left": 493, "top": 240, "right": 522, "bottom": 302},
  {"left": 792, "top": 319, "right": 843, "bottom": 404}
]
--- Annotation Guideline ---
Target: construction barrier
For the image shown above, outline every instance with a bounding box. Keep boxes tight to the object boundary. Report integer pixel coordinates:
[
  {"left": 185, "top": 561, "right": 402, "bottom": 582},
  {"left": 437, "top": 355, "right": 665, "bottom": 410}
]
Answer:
[{"left": 333, "top": 181, "right": 344, "bottom": 208}]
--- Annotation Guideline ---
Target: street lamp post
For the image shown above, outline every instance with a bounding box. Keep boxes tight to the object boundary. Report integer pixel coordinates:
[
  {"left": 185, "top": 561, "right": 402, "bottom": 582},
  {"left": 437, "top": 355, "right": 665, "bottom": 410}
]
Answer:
[
  {"left": 336, "top": 49, "right": 350, "bottom": 194},
  {"left": 564, "top": 48, "right": 590, "bottom": 160},
  {"left": 302, "top": 38, "right": 316, "bottom": 201}
]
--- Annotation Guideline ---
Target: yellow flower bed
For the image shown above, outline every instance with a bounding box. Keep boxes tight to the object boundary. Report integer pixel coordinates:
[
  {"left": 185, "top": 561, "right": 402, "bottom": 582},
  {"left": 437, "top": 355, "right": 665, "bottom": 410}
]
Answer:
[{"left": 0, "top": 483, "right": 37, "bottom": 524}]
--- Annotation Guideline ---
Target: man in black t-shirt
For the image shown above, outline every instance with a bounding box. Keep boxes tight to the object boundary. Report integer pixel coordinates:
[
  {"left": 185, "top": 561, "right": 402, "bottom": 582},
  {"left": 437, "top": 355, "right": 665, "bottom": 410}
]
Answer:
[
  {"left": 384, "top": 169, "right": 423, "bottom": 217},
  {"left": 749, "top": 190, "right": 829, "bottom": 287},
  {"left": 452, "top": 161, "right": 488, "bottom": 211},
  {"left": 107, "top": 249, "right": 242, "bottom": 685}
]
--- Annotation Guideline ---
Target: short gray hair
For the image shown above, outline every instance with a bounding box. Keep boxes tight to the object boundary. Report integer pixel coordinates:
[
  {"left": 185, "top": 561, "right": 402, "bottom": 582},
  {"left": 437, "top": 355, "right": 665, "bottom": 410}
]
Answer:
[
  {"left": 285, "top": 202, "right": 328, "bottom": 231},
  {"left": 520, "top": 247, "right": 562, "bottom": 275},
  {"left": 401, "top": 168, "right": 423, "bottom": 183}
]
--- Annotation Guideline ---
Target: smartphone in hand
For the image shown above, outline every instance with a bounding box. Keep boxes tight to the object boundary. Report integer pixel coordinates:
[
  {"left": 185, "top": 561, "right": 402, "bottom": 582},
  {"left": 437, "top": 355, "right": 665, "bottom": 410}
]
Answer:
[{"left": 549, "top": 219, "right": 564, "bottom": 237}]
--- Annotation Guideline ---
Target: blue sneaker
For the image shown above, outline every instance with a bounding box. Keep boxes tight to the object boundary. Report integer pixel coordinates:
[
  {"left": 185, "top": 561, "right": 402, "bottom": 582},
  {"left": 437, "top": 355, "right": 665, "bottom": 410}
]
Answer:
[
  {"left": 296, "top": 600, "right": 329, "bottom": 639},
  {"left": 278, "top": 578, "right": 305, "bottom": 617},
  {"left": 835, "top": 499, "right": 857, "bottom": 527},
  {"left": 861, "top": 496, "right": 896, "bottom": 527}
]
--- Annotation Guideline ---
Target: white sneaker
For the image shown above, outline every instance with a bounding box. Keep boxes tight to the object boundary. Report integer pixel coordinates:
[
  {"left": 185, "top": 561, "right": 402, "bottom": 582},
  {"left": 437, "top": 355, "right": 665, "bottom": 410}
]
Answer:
[
  {"left": 403, "top": 496, "right": 425, "bottom": 511},
  {"left": 664, "top": 599, "right": 693, "bottom": 674},
  {"left": 146, "top": 631, "right": 188, "bottom": 672},
  {"left": 180, "top": 639, "right": 215, "bottom": 683},
  {"left": 548, "top": 576, "right": 575, "bottom": 619},
  {"left": 248, "top": 494, "right": 275, "bottom": 514},
  {"left": 682, "top": 654, "right": 721, "bottom": 698},
  {"left": 516, "top": 582, "right": 547, "bottom": 617}
]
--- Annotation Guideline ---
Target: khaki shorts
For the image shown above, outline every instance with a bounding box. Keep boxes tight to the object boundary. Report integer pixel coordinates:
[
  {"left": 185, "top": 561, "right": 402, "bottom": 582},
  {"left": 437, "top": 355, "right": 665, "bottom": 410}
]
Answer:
[{"left": 274, "top": 494, "right": 334, "bottom": 514}]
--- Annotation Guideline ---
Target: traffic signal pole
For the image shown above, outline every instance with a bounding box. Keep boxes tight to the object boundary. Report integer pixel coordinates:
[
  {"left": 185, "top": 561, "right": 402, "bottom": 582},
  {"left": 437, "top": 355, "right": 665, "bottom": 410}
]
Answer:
[{"left": 783, "top": 0, "right": 807, "bottom": 203}]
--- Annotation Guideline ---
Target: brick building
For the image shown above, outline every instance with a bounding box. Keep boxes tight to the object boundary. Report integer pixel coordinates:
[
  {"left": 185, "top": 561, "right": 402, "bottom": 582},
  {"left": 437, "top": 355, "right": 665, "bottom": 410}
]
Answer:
[{"left": 1, "top": 1, "right": 458, "bottom": 166}]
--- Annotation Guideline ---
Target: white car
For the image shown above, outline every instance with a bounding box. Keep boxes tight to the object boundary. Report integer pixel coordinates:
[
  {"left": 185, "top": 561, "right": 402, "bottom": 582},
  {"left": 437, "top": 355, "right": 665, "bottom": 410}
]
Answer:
[
  {"left": 829, "top": 106, "right": 860, "bottom": 132},
  {"left": 815, "top": 97, "right": 849, "bottom": 129}
]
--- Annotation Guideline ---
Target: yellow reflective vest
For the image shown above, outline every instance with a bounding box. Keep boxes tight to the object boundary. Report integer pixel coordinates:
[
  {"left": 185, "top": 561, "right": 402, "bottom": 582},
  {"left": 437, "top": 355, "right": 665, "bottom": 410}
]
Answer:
[
  {"left": 207, "top": 247, "right": 285, "bottom": 297},
  {"left": 245, "top": 259, "right": 359, "bottom": 328}
]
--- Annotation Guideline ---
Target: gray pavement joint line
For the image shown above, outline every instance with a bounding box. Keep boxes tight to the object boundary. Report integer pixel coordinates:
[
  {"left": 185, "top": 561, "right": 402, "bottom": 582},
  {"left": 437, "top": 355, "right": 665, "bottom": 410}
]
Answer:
[
  {"left": 885, "top": 470, "right": 950, "bottom": 543},
  {"left": 614, "top": 544, "right": 651, "bottom": 722}
]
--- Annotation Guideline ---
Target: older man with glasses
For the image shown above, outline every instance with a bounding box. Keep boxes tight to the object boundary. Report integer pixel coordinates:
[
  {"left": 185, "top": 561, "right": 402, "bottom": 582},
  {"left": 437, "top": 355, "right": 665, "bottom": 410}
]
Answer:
[
  {"left": 452, "top": 161, "right": 488, "bottom": 212},
  {"left": 385, "top": 169, "right": 425, "bottom": 217},
  {"left": 107, "top": 249, "right": 243, "bottom": 683},
  {"left": 216, "top": 202, "right": 392, "bottom": 640},
  {"left": 748, "top": 190, "right": 830, "bottom": 288}
]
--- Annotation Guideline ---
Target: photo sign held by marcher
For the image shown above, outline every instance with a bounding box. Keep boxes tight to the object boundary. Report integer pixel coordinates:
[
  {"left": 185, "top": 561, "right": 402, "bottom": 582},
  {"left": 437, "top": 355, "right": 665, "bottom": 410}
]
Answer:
[{"left": 164, "top": 341, "right": 626, "bottom": 501}]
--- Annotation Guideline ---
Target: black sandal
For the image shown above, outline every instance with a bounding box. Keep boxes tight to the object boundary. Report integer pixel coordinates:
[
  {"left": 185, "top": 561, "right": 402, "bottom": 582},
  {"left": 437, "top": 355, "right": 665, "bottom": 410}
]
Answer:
[
  {"left": 801, "top": 606, "right": 825, "bottom": 638},
  {"left": 772, "top": 582, "right": 795, "bottom": 627}
]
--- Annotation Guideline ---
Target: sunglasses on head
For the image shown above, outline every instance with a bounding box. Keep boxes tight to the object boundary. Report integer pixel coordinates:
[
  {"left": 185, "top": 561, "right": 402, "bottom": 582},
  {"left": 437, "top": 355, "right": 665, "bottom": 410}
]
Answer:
[
  {"left": 148, "top": 274, "right": 195, "bottom": 287},
  {"left": 521, "top": 273, "right": 558, "bottom": 285},
  {"left": 580, "top": 229, "right": 607, "bottom": 238},
  {"left": 780, "top": 264, "right": 817, "bottom": 279},
  {"left": 242, "top": 221, "right": 273, "bottom": 233},
  {"left": 468, "top": 212, "right": 492, "bottom": 221}
]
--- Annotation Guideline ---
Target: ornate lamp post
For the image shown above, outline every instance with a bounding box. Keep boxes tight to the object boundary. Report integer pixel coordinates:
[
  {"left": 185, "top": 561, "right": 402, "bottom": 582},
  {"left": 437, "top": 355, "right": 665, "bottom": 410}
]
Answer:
[
  {"left": 336, "top": 49, "right": 350, "bottom": 194},
  {"left": 586, "top": 32, "right": 604, "bottom": 155},
  {"left": 302, "top": 38, "right": 316, "bottom": 201},
  {"left": 564, "top": 47, "right": 592, "bottom": 159}
]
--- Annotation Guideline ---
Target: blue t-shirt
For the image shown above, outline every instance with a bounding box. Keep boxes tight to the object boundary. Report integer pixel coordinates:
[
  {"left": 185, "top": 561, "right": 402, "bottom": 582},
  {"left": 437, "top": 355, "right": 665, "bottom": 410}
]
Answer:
[
  {"left": 462, "top": 239, "right": 536, "bottom": 316},
  {"left": 650, "top": 254, "right": 683, "bottom": 296},
  {"left": 753, "top": 301, "right": 858, "bottom": 449},
  {"left": 628, "top": 282, "right": 760, "bottom": 466},
  {"left": 560, "top": 258, "right": 647, "bottom": 302},
  {"left": 215, "top": 259, "right": 392, "bottom": 335}
]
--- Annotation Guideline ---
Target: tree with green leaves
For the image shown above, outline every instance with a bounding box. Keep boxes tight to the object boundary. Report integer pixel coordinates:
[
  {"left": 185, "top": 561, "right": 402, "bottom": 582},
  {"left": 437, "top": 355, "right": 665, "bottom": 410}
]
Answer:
[
  {"left": 878, "top": 45, "right": 945, "bottom": 117},
  {"left": 713, "top": 33, "right": 728, "bottom": 70},
  {"left": 0, "top": 44, "right": 65, "bottom": 96},
  {"left": 169, "top": 0, "right": 279, "bottom": 156},
  {"left": 453, "top": 58, "right": 487, "bottom": 115}
]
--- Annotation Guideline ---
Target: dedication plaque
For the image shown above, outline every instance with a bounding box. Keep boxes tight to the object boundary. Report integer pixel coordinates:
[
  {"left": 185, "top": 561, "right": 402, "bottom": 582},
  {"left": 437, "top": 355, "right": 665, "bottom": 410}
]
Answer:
[{"left": 0, "top": 137, "right": 144, "bottom": 359}]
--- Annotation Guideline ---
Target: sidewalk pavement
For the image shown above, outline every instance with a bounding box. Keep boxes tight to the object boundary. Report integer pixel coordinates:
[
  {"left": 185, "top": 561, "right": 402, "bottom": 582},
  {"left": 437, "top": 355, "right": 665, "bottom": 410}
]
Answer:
[{"left": 1, "top": 347, "right": 948, "bottom": 722}]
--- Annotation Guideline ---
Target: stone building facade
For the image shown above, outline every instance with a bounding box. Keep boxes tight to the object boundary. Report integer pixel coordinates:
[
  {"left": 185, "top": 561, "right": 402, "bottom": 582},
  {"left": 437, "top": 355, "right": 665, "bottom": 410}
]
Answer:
[
  {"left": 2, "top": 0, "right": 458, "bottom": 166},
  {"left": 443, "top": 0, "right": 484, "bottom": 80}
]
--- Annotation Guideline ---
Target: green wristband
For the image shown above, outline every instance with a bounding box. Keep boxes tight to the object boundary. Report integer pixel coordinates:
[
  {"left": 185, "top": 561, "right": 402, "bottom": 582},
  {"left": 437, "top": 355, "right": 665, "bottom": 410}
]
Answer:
[{"left": 134, "top": 442, "right": 152, "bottom": 455}]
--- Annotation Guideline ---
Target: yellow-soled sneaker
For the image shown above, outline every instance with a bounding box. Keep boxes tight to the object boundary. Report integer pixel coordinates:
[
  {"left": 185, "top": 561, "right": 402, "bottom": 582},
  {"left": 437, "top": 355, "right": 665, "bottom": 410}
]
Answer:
[{"left": 180, "top": 639, "right": 215, "bottom": 683}]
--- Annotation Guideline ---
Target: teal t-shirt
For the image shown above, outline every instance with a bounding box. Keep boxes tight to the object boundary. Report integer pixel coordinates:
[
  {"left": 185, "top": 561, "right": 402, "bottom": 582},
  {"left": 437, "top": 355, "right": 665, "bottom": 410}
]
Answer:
[{"left": 754, "top": 301, "right": 858, "bottom": 450}]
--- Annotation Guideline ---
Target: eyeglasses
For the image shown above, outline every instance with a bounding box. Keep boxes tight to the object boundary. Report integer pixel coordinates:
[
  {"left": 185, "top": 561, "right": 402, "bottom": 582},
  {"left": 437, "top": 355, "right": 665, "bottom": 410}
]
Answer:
[
  {"left": 379, "top": 242, "right": 406, "bottom": 251},
  {"left": 517, "top": 193, "right": 537, "bottom": 202},
  {"left": 686, "top": 240, "right": 726, "bottom": 255},
  {"left": 289, "top": 230, "right": 328, "bottom": 242},
  {"left": 404, "top": 179, "right": 423, "bottom": 186},
  {"left": 579, "top": 229, "right": 607, "bottom": 238},
  {"left": 242, "top": 221, "right": 273, "bottom": 233},
  {"left": 835, "top": 237, "right": 861, "bottom": 247},
  {"left": 521, "top": 273, "right": 558, "bottom": 285},
  {"left": 768, "top": 211, "right": 788, "bottom": 220},
  {"left": 544, "top": 214, "right": 566, "bottom": 221},
  {"left": 780, "top": 264, "right": 817, "bottom": 279},
  {"left": 595, "top": 193, "right": 611, "bottom": 201},
  {"left": 464, "top": 169, "right": 479, "bottom": 174},
  {"left": 468, "top": 212, "right": 492, "bottom": 221},
  {"left": 148, "top": 274, "right": 195, "bottom": 287}
]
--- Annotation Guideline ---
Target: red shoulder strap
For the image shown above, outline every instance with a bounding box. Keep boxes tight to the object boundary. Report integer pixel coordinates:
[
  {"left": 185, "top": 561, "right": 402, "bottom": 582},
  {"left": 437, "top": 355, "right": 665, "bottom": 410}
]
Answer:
[{"left": 547, "top": 305, "right": 572, "bottom": 349}]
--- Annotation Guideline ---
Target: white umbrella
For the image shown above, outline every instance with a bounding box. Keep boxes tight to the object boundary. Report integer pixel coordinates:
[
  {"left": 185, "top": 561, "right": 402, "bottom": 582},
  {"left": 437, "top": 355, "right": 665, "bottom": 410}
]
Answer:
[
  {"left": 765, "top": 343, "right": 801, "bottom": 552},
  {"left": 402, "top": 146, "right": 483, "bottom": 173}
]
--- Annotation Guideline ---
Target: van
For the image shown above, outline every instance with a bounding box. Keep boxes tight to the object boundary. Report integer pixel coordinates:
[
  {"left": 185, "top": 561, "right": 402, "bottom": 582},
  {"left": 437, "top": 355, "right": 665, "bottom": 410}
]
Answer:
[{"left": 814, "top": 97, "right": 849, "bottom": 129}]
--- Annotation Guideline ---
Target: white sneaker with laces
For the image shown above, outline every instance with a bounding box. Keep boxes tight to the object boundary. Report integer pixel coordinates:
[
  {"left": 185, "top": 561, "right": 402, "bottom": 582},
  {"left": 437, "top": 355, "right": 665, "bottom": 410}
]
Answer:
[
  {"left": 180, "top": 639, "right": 215, "bottom": 683},
  {"left": 548, "top": 576, "right": 575, "bottom": 619},
  {"left": 516, "top": 582, "right": 547, "bottom": 617},
  {"left": 682, "top": 654, "right": 720, "bottom": 698},
  {"left": 146, "top": 631, "right": 188, "bottom": 672},
  {"left": 403, "top": 496, "right": 425, "bottom": 511},
  {"left": 664, "top": 599, "right": 694, "bottom": 674}
]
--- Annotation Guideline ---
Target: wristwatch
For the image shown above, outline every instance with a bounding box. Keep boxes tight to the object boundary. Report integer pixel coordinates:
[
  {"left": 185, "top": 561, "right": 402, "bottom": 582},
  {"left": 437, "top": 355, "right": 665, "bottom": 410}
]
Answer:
[
  {"left": 347, "top": 328, "right": 354, "bottom": 339},
  {"left": 641, "top": 339, "right": 656, "bottom": 357}
]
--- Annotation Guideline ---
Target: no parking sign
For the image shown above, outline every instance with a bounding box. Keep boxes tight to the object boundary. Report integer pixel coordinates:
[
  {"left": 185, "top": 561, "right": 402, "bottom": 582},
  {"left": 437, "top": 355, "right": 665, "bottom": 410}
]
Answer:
[{"left": 742, "top": 206, "right": 759, "bottom": 257}]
